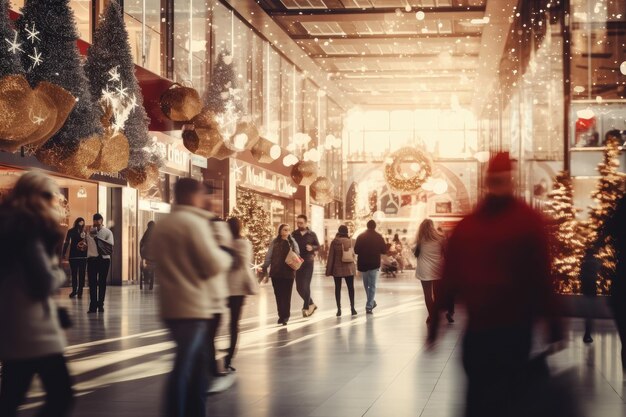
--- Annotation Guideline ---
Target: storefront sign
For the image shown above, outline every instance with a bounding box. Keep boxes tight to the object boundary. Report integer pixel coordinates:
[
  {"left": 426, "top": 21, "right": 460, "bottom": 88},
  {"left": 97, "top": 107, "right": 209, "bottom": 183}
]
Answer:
[
  {"left": 151, "top": 133, "right": 191, "bottom": 174},
  {"left": 232, "top": 160, "right": 297, "bottom": 198},
  {"left": 91, "top": 171, "right": 128, "bottom": 186},
  {"left": 191, "top": 154, "right": 208, "bottom": 168}
]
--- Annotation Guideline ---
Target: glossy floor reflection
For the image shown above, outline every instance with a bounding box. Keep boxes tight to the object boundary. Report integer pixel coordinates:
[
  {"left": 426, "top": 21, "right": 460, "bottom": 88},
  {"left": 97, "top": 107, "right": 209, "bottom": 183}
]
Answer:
[{"left": 18, "top": 267, "right": 626, "bottom": 417}]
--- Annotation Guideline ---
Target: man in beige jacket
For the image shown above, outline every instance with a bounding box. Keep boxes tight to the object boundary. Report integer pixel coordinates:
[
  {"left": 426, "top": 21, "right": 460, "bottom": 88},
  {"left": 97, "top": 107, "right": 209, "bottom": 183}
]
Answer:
[{"left": 150, "top": 178, "right": 232, "bottom": 417}]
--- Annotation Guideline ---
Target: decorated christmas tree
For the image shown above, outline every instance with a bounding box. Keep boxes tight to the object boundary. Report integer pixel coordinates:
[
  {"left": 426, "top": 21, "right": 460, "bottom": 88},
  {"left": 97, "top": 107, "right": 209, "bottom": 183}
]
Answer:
[
  {"left": 588, "top": 132, "right": 626, "bottom": 294},
  {"left": 17, "top": 0, "right": 103, "bottom": 164},
  {"left": 0, "top": 0, "right": 23, "bottom": 77},
  {"left": 85, "top": 0, "right": 154, "bottom": 172},
  {"left": 543, "top": 171, "right": 585, "bottom": 293},
  {"left": 204, "top": 51, "right": 237, "bottom": 114},
  {"left": 230, "top": 188, "right": 273, "bottom": 266}
]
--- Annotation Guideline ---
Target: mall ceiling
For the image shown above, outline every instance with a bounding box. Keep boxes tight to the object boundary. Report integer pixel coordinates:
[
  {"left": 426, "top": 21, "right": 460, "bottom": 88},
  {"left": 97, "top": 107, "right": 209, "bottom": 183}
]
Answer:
[{"left": 257, "top": 0, "right": 516, "bottom": 110}]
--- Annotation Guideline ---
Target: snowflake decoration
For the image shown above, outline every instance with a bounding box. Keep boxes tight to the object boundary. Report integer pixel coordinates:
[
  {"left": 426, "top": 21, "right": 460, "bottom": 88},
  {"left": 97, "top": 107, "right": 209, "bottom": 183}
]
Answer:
[
  {"left": 5, "top": 30, "right": 23, "bottom": 54},
  {"left": 101, "top": 86, "right": 115, "bottom": 104},
  {"left": 29, "top": 109, "right": 45, "bottom": 125},
  {"left": 228, "top": 87, "right": 242, "bottom": 103},
  {"left": 108, "top": 66, "right": 121, "bottom": 82},
  {"left": 24, "top": 23, "right": 40, "bottom": 44},
  {"left": 115, "top": 81, "right": 128, "bottom": 99},
  {"left": 28, "top": 47, "right": 43, "bottom": 69}
]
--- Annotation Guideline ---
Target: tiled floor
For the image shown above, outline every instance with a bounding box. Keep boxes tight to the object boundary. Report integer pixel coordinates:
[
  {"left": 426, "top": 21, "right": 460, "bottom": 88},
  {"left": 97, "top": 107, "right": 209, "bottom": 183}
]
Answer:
[{"left": 17, "top": 267, "right": 626, "bottom": 417}]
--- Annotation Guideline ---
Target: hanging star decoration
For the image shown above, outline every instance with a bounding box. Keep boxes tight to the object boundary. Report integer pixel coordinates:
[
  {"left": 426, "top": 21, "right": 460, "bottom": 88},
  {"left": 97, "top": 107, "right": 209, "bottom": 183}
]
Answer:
[
  {"left": 24, "top": 23, "right": 40, "bottom": 44},
  {"left": 28, "top": 47, "right": 43, "bottom": 69},
  {"left": 100, "top": 67, "right": 139, "bottom": 134},
  {"left": 5, "top": 30, "right": 23, "bottom": 54},
  {"left": 108, "top": 66, "right": 121, "bottom": 82},
  {"left": 232, "top": 160, "right": 244, "bottom": 180},
  {"left": 115, "top": 80, "right": 128, "bottom": 99}
]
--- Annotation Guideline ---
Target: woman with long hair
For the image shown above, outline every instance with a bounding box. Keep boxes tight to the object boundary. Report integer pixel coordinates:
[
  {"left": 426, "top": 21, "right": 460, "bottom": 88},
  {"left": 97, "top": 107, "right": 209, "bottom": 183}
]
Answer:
[
  {"left": 224, "top": 217, "right": 257, "bottom": 370},
  {"left": 260, "top": 224, "right": 300, "bottom": 325},
  {"left": 0, "top": 171, "right": 74, "bottom": 416},
  {"left": 415, "top": 219, "right": 453, "bottom": 324},
  {"left": 63, "top": 217, "right": 88, "bottom": 297},
  {"left": 325, "top": 225, "right": 357, "bottom": 316}
]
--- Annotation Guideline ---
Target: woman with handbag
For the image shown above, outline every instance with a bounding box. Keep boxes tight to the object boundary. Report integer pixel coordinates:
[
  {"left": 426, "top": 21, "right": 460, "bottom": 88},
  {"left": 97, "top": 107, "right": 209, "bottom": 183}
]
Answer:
[
  {"left": 415, "top": 219, "right": 454, "bottom": 324},
  {"left": 0, "top": 171, "right": 74, "bottom": 416},
  {"left": 63, "top": 217, "right": 88, "bottom": 298},
  {"left": 260, "top": 224, "right": 301, "bottom": 325},
  {"left": 325, "top": 225, "right": 357, "bottom": 317}
]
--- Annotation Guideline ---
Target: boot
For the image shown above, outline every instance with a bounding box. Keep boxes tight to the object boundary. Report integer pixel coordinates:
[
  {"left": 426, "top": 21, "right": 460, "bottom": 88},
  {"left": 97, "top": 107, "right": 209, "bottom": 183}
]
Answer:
[
  {"left": 336, "top": 307, "right": 342, "bottom": 317},
  {"left": 351, "top": 307, "right": 357, "bottom": 316}
]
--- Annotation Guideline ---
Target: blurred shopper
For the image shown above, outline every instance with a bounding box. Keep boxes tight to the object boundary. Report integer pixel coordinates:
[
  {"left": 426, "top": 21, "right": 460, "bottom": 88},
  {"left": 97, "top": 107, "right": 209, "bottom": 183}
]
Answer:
[
  {"left": 354, "top": 220, "right": 387, "bottom": 314},
  {"left": 429, "top": 152, "right": 563, "bottom": 417},
  {"left": 139, "top": 221, "right": 156, "bottom": 290},
  {"left": 86, "top": 213, "right": 114, "bottom": 313},
  {"left": 598, "top": 193, "right": 626, "bottom": 369},
  {"left": 292, "top": 215, "right": 320, "bottom": 317},
  {"left": 150, "top": 178, "right": 232, "bottom": 417},
  {"left": 325, "top": 225, "right": 357, "bottom": 317},
  {"left": 261, "top": 224, "right": 300, "bottom": 325},
  {"left": 580, "top": 247, "right": 599, "bottom": 343},
  {"left": 0, "top": 172, "right": 74, "bottom": 417},
  {"left": 224, "top": 217, "right": 258, "bottom": 371},
  {"left": 63, "top": 217, "right": 88, "bottom": 298},
  {"left": 392, "top": 233, "right": 406, "bottom": 272},
  {"left": 380, "top": 244, "right": 399, "bottom": 277},
  {"left": 414, "top": 219, "right": 453, "bottom": 324}
]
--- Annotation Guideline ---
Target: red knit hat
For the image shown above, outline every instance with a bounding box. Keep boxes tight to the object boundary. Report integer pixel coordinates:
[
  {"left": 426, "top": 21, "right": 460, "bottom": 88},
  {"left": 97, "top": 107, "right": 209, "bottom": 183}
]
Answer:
[{"left": 487, "top": 152, "right": 512, "bottom": 174}]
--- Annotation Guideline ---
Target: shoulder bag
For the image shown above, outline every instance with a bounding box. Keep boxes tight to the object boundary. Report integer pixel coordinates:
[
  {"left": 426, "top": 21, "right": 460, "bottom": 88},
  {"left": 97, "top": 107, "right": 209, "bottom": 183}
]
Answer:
[
  {"left": 285, "top": 237, "right": 304, "bottom": 270},
  {"left": 342, "top": 240, "right": 355, "bottom": 263}
]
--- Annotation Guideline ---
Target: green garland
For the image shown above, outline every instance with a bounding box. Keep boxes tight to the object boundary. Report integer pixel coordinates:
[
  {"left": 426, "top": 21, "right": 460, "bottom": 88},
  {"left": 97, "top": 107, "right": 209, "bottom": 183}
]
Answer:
[{"left": 383, "top": 147, "right": 432, "bottom": 193}]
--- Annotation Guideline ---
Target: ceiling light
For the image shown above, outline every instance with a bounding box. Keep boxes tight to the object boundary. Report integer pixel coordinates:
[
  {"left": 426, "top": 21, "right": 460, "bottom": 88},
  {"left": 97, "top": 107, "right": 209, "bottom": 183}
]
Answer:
[
  {"left": 470, "top": 17, "right": 490, "bottom": 25},
  {"left": 415, "top": 11, "right": 425, "bottom": 20}
]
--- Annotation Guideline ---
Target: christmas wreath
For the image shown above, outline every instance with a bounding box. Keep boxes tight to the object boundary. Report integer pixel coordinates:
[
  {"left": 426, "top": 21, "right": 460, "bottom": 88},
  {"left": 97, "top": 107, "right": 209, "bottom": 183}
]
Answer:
[{"left": 383, "top": 147, "right": 432, "bottom": 192}]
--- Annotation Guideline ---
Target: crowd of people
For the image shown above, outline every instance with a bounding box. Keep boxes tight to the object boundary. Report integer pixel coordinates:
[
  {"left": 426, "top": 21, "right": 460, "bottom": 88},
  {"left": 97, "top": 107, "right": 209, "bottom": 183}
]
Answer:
[{"left": 1, "top": 150, "right": 625, "bottom": 417}]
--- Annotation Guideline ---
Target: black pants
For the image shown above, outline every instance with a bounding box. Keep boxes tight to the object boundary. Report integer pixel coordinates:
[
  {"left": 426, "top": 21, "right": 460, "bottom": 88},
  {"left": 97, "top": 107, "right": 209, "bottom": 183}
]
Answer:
[
  {"left": 610, "top": 295, "right": 626, "bottom": 369},
  {"left": 69, "top": 258, "right": 86, "bottom": 294},
  {"left": 88, "top": 257, "right": 110, "bottom": 309},
  {"left": 141, "top": 266, "right": 155, "bottom": 290},
  {"left": 226, "top": 296, "right": 245, "bottom": 367},
  {"left": 421, "top": 280, "right": 454, "bottom": 319},
  {"left": 207, "top": 315, "right": 221, "bottom": 376},
  {"left": 0, "top": 354, "right": 73, "bottom": 417},
  {"left": 333, "top": 276, "right": 355, "bottom": 308},
  {"left": 462, "top": 327, "right": 531, "bottom": 417},
  {"left": 295, "top": 261, "right": 314, "bottom": 309},
  {"left": 272, "top": 277, "right": 294, "bottom": 322}
]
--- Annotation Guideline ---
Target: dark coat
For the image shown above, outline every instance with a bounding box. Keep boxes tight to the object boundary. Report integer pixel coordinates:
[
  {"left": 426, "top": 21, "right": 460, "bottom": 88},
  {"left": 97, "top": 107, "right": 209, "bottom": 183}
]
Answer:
[
  {"left": 291, "top": 229, "right": 320, "bottom": 263},
  {"left": 354, "top": 229, "right": 387, "bottom": 272},
  {"left": 62, "top": 227, "right": 87, "bottom": 259},
  {"left": 325, "top": 236, "right": 356, "bottom": 278},
  {"left": 268, "top": 238, "right": 296, "bottom": 280}
]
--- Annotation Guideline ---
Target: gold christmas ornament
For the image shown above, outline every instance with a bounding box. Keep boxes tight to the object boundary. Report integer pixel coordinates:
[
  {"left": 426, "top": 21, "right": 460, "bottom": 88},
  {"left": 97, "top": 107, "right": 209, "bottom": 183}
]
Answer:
[
  {"left": 291, "top": 160, "right": 318, "bottom": 186},
  {"left": 230, "top": 121, "right": 260, "bottom": 151},
  {"left": 212, "top": 141, "right": 237, "bottom": 160},
  {"left": 127, "top": 163, "right": 160, "bottom": 191},
  {"left": 160, "top": 83, "right": 202, "bottom": 122},
  {"left": 36, "top": 135, "right": 101, "bottom": 179},
  {"left": 89, "top": 131, "right": 130, "bottom": 173},
  {"left": 182, "top": 110, "right": 225, "bottom": 158},
  {"left": 27, "top": 81, "right": 76, "bottom": 149},
  {"left": 250, "top": 137, "right": 276, "bottom": 164},
  {"left": 0, "top": 75, "right": 40, "bottom": 143},
  {"left": 383, "top": 147, "right": 433, "bottom": 193},
  {"left": 310, "top": 176, "right": 334, "bottom": 204}
]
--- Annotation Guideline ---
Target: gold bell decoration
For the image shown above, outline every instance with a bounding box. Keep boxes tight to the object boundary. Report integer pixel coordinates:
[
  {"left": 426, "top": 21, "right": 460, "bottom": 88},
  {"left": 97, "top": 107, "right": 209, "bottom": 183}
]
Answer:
[
  {"left": 250, "top": 137, "right": 276, "bottom": 164},
  {"left": 291, "top": 161, "right": 318, "bottom": 187},
  {"left": 230, "top": 121, "right": 260, "bottom": 151},
  {"left": 89, "top": 102, "right": 130, "bottom": 173},
  {"left": 0, "top": 75, "right": 76, "bottom": 152},
  {"left": 182, "top": 110, "right": 225, "bottom": 158},
  {"left": 36, "top": 135, "right": 101, "bottom": 179},
  {"left": 160, "top": 83, "right": 202, "bottom": 122},
  {"left": 310, "top": 176, "right": 334, "bottom": 204},
  {"left": 127, "top": 162, "right": 160, "bottom": 191}
]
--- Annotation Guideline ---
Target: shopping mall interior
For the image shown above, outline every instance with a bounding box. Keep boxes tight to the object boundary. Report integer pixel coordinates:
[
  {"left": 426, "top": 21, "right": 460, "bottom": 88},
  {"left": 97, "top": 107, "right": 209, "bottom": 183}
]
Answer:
[{"left": 0, "top": 0, "right": 625, "bottom": 416}]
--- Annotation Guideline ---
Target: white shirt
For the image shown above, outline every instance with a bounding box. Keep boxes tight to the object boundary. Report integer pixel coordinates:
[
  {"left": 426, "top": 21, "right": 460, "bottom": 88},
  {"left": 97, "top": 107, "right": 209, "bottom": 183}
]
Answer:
[{"left": 86, "top": 227, "right": 114, "bottom": 259}]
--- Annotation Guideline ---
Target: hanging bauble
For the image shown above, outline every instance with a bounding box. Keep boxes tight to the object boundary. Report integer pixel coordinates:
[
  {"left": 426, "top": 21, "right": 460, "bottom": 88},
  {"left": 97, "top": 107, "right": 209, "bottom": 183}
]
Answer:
[
  {"left": 291, "top": 160, "right": 318, "bottom": 187},
  {"left": 182, "top": 110, "right": 225, "bottom": 158},
  {"left": 160, "top": 83, "right": 202, "bottom": 122},
  {"left": 127, "top": 162, "right": 160, "bottom": 191},
  {"left": 575, "top": 116, "right": 595, "bottom": 132},
  {"left": 230, "top": 121, "right": 260, "bottom": 151},
  {"left": 250, "top": 137, "right": 276, "bottom": 164},
  {"left": 0, "top": 75, "right": 75, "bottom": 151},
  {"left": 89, "top": 131, "right": 130, "bottom": 173},
  {"left": 212, "top": 141, "right": 237, "bottom": 160},
  {"left": 36, "top": 135, "right": 101, "bottom": 179},
  {"left": 383, "top": 147, "right": 433, "bottom": 193},
  {"left": 310, "top": 176, "right": 334, "bottom": 204}
]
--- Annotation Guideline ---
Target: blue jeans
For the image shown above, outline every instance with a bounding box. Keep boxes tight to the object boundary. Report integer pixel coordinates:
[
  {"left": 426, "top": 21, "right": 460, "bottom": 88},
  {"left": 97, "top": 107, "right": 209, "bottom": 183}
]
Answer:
[
  {"left": 164, "top": 320, "right": 209, "bottom": 417},
  {"left": 362, "top": 269, "right": 379, "bottom": 310}
]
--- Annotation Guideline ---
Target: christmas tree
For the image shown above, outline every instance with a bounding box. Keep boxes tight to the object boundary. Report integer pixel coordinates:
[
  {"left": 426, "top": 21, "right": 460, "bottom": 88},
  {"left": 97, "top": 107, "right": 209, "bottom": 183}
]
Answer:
[
  {"left": 230, "top": 188, "right": 273, "bottom": 266},
  {"left": 17, "top": 0, "right": 102, "bottom": 162},
  {"left": 588, "top": 132, "right": 626, "bottom": 294},
  {"left": 543, "top": 171, "right": 585, "bottom": 293},
  {"left": 85, "top": 0, "right": 151, "bottom": 170},
  {"left": 0, "top": 0, "right": 23, "bottom": 77},
  {"left": 204, "top": 51, "right": 237, "bottom": 114}
]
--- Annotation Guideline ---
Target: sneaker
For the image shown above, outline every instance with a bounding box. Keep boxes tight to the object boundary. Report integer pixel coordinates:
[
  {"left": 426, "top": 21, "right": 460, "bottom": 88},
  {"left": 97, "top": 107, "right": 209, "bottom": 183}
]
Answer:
[
  {"left": 97, "top": 306, "right": 104, "bottom": 313},
  {"left": 583, "top": 334, "right": 593, "bottom": 344},
  {"left": 69, "top": 292, "right": 77, "bottom": 298},
  {"left": 207, "top": 373, "right": 236, "bottom": 394},
  {"left": 372, "top": 301, "right": 378, "bottom": 309},
  {"left": 366, "top": 309, "right": 373, "bottom": 314}
]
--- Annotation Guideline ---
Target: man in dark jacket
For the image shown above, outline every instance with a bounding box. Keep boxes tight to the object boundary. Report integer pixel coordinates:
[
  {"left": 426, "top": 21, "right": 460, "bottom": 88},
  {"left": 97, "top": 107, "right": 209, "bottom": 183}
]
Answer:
[
  {"left": 428, "top": 152, "right": 563, "bottom": 417},
  {"left": 292, "top": 215, "right": 320, "bottom": 317},
  {"left": 354, "top": 220, "right": 387, "bottom": 314}
]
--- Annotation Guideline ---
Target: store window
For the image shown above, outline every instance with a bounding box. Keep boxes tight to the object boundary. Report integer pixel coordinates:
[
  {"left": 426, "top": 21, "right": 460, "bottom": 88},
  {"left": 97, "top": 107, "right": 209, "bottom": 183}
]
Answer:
[
  {"left": 250, "top": 35, "right": 265, "bottom": 130},
  {"left": 10, "top": 0, "right": 93, "bottom": 43},
  {"left": 123, "top": 0, "right": 163, "bottom": 75},
  {"left": 263, "top": 44, "right": 281, "bottom": 144},
  {"left": 173, "top": 0, "right": 209, "bottom": 94}
]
